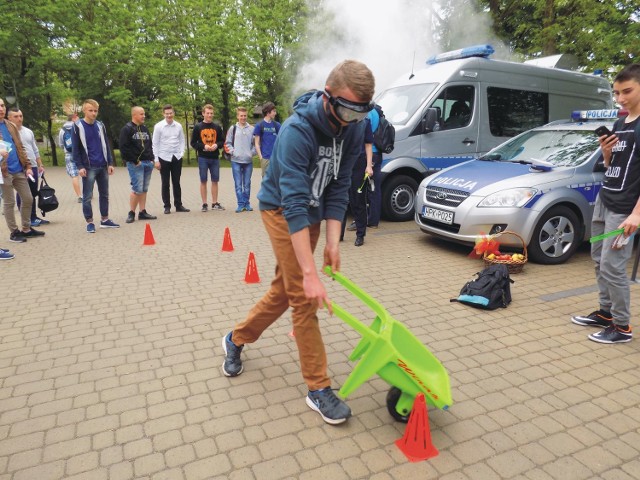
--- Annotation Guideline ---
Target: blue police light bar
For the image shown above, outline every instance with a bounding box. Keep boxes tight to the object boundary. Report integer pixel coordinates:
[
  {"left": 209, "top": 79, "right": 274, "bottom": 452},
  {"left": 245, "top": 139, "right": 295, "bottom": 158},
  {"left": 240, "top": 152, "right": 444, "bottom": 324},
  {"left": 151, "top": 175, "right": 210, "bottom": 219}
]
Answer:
[
  {"left": 571, "top": 109, "right": 625, "bottom": 121},
  {"left": 426, "top": 45, "right": 495, "bottom": 65}
]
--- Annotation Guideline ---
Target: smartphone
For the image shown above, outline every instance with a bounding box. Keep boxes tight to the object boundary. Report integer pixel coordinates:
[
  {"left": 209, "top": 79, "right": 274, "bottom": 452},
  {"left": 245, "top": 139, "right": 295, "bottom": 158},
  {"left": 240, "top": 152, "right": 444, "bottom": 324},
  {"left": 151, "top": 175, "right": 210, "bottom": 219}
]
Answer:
[{"left": 595, "top": 125, "right": 612, "bottom": 138}]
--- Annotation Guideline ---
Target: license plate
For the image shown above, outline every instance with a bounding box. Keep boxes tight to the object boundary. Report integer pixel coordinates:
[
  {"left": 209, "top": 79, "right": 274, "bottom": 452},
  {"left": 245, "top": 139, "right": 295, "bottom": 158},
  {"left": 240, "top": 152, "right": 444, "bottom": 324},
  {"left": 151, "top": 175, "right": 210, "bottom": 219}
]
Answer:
[{"left": 422, "top": 206, "right": 454, "bottom": 225}]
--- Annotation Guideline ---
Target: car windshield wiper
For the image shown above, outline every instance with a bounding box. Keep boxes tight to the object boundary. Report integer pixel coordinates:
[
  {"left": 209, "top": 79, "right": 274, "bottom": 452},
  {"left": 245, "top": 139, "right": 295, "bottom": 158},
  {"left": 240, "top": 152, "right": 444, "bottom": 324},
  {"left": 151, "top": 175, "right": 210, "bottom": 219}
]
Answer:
[
  {"left": 504, "top": 157, "right": 555, "bottom": 171},
  {"left": 479, "top": 153, "right": 502, "bottom": 161}
]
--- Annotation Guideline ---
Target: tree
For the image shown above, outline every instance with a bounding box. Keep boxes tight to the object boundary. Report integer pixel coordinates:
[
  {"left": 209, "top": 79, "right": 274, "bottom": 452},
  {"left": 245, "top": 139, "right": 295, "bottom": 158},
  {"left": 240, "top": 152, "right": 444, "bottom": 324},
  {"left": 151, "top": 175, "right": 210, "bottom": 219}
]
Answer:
[
  {"left": 241, "top": 0, "right": 310, "bottom": 119},
  {"left": 0, "top": 0, "right": 75, "bottom": 165},
  {"left": 479, "top": 0, "right": 639, "bottom": 74}
]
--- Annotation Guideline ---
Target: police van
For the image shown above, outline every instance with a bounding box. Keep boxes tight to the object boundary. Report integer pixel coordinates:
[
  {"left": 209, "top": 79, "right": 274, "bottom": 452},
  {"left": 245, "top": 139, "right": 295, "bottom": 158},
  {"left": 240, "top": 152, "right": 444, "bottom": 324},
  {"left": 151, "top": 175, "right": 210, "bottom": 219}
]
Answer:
[
  {"left": 376, "top": 45, "right": 613, "bottom": 221},
  {"left": 414, "top": 109, "right": 624, "bottom": 264}
]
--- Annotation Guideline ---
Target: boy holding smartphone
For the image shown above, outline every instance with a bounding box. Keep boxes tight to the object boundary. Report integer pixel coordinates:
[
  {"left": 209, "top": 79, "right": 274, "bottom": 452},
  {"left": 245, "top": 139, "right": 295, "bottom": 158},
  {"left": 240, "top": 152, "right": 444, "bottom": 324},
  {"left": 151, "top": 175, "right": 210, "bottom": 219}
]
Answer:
[{"left": 571, "top": 63, "right": 640, "bottom": 343}]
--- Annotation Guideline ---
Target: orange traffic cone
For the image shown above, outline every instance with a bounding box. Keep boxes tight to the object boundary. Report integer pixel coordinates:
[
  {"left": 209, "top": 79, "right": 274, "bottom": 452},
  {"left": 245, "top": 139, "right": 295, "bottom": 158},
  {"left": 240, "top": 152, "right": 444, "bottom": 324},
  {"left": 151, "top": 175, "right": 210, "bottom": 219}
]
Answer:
[
  {"left": 244, "top": 251, "right": 260, "bottom": 283},
  {"left": 222, "top": 227, "right": 234, "bottom": 252},
  {"left": 143, "top": 223, "right": 155, "bottom": 246},
  {"left": 395, "top": 393, "right": 439, "bottom": 462}
]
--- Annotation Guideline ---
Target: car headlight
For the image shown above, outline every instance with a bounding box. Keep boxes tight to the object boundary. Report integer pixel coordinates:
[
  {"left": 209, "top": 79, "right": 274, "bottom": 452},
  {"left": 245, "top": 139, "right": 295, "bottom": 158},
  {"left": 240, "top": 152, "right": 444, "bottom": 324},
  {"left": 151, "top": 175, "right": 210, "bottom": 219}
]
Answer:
[{"left": 477, "top": 188, "right": 537, "bottom": 208}]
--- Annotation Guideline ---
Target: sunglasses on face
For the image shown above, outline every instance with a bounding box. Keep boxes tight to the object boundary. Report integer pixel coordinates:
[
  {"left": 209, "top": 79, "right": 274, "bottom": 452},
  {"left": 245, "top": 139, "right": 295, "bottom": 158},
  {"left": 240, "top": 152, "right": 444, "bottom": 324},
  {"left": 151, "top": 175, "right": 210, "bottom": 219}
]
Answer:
[{"left": 325, "top": 91, "right": 373, "bottom": 123}]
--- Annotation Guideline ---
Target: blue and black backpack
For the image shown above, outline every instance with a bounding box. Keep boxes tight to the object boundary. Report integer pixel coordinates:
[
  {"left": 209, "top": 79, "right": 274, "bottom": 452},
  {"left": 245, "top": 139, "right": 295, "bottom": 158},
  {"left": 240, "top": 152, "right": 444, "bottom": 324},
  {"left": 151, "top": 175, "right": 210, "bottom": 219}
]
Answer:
[
  {"left": 451, "top": 264, "right": 513, "bottom": 310},
  {"left": 62, "top": 126, "right": 73, "bottom": 153}
]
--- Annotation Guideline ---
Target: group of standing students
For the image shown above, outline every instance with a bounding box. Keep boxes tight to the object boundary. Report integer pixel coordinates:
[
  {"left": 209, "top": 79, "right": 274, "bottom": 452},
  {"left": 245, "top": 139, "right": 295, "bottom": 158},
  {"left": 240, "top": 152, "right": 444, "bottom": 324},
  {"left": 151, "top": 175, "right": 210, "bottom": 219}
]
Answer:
[{"left": 55, "top": 100, "right": 282, "bottom": 232}]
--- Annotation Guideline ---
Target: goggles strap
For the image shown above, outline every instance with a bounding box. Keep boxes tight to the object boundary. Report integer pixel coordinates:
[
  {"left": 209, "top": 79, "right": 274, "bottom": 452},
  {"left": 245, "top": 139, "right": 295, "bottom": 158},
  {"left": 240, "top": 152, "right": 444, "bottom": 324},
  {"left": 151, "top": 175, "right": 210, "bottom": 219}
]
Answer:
[{"left": 324, "top": 98, "right": 344, "bottom": 131}]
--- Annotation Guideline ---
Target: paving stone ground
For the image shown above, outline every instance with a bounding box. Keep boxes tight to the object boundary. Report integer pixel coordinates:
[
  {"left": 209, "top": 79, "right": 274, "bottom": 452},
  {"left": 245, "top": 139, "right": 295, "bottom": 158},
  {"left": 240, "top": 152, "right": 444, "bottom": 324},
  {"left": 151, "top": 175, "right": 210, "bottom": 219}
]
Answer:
[{"left": 1, "top": 167, "right": 639, "bottom": 480}]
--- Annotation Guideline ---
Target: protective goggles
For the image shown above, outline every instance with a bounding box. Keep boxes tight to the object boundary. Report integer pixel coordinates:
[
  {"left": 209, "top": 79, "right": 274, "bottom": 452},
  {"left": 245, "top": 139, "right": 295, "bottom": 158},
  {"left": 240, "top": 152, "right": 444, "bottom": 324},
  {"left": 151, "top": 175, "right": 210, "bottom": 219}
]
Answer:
[{"left": 325, "top": 91, "right": 373, "bottom": 123}]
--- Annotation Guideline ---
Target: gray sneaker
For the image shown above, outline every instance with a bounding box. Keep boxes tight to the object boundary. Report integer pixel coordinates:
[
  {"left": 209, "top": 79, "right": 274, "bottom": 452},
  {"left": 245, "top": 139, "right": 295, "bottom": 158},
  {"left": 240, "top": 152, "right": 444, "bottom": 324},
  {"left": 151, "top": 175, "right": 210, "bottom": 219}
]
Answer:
[
  {"left": 588, "top": 324, "right": 632, "bottom": 344},
  {"left": 212, "top": 203, "right": 225, "bottom": 211},
  {"left": 306, "top": 387, "right": 351, "bottom": 425},
  {"left": 222, "top": 332, "right": 244, "bottom": 377},
  {"left": 571, "top": 310, "right": 612, "bottom": 327}
]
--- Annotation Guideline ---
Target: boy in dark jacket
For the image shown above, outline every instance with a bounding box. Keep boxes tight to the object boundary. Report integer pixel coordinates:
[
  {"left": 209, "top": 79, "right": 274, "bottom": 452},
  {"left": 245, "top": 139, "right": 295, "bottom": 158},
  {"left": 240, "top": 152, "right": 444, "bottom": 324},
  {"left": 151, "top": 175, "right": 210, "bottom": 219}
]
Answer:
[
  {"left": 119, "top": 106, "right": 157, "bottom": 224},
  {"left": 222, "top": 60, "right": 375, "bottom": 425},
  {"left": 71, "top": 99, "right": 119, "bottom": 233}
]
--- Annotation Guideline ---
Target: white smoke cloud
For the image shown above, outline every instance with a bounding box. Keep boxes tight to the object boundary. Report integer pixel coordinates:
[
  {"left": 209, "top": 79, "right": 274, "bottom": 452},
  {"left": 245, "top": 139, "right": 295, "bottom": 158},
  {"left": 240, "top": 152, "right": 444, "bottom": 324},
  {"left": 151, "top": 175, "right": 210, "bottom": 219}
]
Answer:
[{"left": 298, "top": 0, "right": 510, "bottom": 96}]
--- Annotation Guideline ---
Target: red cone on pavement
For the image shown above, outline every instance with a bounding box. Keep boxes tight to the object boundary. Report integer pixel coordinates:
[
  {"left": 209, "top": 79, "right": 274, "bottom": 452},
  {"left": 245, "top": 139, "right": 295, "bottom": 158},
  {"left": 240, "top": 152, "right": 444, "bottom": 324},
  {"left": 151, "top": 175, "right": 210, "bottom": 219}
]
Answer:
[
  {"left": 395, "top": 393, "right": 439, "bottom": 462},
  {"left": 244, "top": 251, "right": 260, "bottom": 283},
  {"left": 143, "top": 223, "right": 155, "bottom": 246},
  {"left": 222, "top": 227, "right": 234, "bottom": 252}
]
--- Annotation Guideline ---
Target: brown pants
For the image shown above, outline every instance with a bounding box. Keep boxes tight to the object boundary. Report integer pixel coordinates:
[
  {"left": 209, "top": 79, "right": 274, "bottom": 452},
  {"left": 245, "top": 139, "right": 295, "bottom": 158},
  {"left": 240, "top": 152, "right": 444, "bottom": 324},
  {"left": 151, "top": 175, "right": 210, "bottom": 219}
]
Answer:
[
  {"left": 232, "top": 209, "right": 330, "bottom": 390},
  {"left": 1, "top": 172, "right": 32, "bottom": 232}
]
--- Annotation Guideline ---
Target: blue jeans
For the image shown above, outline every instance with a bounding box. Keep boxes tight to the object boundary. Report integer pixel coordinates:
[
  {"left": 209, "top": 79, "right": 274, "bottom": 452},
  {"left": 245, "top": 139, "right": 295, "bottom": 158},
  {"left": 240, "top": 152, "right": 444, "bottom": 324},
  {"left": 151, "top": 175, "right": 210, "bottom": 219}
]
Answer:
[
  {"left": 231, "top": 161, "right": 253, "bottom": 207},
  {"left": 82, "top": 166, "right": 109, "bottom": 221},
  {"left": 127, "top": 160, "right": 154, "bottom": 194}
]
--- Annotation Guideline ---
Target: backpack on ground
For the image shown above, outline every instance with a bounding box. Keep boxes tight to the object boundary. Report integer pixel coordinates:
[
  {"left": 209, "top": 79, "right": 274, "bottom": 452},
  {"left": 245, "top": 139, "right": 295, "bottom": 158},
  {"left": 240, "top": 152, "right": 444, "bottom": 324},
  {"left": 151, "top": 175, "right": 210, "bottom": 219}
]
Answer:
[
  {"left": 37, "top": 175, "right": 59, "bottom": 217},
  {"left": 451, "top": 264, "right": 514, "bottom": 310},
  {"left": 372, "top": 104, "right": 395, "bottom": 154},
  {"left": 62, "top": 126, "right": 73, "bottom": 153}
]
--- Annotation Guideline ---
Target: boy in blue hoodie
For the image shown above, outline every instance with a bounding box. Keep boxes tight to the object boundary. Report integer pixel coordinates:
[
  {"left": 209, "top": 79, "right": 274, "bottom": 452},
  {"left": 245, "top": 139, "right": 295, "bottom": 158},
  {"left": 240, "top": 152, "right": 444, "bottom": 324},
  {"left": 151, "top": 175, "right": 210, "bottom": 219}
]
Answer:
[{"left": 222, "top": 60, "right": 375, "bottom": 424}]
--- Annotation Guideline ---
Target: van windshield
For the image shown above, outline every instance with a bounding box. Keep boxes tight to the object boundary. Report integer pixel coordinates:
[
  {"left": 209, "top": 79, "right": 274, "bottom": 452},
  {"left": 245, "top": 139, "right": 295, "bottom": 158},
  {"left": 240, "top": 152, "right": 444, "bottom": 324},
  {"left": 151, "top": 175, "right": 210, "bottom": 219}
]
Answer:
[
  {"left": 479, "top": 129, "right": 600, "bottom": 167},
  {"left": 375, "top": 83, "right": 438, "bottom": 126}
]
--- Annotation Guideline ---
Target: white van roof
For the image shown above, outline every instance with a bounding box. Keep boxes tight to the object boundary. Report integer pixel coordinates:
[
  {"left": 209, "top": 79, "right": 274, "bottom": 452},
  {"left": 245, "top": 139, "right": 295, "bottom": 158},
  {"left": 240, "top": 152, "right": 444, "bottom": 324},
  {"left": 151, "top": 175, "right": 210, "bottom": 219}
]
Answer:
[{"left": 389, "top": 47, "right": 610, "bottom": 92}]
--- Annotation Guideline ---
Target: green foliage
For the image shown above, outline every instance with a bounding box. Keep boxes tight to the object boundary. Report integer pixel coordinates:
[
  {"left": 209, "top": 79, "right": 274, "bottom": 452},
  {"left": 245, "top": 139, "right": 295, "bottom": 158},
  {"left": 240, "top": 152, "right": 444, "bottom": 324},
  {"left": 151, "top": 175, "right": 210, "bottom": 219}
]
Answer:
[
  {"left": 478, "top": 0, "right": 639, "bottom": 75},
  {"left": 1, "top": 0, "right": 638, "bottom": 154}
]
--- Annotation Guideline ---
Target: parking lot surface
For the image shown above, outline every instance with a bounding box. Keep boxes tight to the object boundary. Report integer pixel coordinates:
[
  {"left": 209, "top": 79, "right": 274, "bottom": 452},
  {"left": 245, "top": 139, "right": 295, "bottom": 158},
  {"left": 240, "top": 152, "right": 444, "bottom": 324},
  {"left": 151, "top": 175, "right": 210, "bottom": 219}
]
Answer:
[{"left": 1, "top": 167, "right": 639, "bottom": 480}]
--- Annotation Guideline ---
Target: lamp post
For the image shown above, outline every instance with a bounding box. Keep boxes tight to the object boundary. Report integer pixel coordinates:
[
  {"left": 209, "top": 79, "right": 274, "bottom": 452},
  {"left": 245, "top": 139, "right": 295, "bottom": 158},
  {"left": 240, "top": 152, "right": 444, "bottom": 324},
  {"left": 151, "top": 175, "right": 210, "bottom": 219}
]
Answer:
[{"left": 4, "top": 79, "right": 18, "bottom": 108}]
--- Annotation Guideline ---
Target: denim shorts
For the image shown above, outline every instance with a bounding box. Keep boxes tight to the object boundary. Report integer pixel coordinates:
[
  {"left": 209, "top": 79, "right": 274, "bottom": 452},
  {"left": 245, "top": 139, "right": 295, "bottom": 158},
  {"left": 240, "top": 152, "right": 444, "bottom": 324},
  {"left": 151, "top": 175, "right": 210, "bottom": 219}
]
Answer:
[
  {"left": 127, "top": 160, "right": 154, "bottom": 194},
  {"left": 198, "top": 157, "right": 220, "bottom": 183}
]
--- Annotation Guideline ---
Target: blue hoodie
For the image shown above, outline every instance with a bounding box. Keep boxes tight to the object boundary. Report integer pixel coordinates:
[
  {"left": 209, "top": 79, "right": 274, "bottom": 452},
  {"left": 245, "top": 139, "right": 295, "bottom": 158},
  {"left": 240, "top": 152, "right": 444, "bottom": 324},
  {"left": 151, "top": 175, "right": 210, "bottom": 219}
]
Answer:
[{"left": 258, "top": 90, "right": 365, "bottom": 234}]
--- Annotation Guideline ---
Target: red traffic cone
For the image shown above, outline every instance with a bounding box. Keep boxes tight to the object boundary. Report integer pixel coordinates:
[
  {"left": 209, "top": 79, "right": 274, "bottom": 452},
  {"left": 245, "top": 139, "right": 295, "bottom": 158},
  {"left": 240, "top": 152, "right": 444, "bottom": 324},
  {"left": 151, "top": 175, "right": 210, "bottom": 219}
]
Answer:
[
  {"left": 222, "top": 227, "right": 234, "bottom": 252},
  {"left": 244, "top": 251, "right": 260, "bottom": 283},
  {"left": 143, "top": 223, "right": 155, "bottom": 246},
  {"left": 395, "top": 393, "right": 439, "bottom": 462}
]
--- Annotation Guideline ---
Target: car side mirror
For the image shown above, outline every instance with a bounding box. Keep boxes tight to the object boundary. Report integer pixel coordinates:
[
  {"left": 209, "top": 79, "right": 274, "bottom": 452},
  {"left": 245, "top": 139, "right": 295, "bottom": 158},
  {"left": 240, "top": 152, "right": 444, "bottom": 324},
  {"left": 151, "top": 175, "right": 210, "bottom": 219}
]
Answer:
[
  {"left": 593, "top": 153, "right": 606, "bottom": 173},
  {"left": 422, "top": 108, "right": 439, "bottom": 133}
]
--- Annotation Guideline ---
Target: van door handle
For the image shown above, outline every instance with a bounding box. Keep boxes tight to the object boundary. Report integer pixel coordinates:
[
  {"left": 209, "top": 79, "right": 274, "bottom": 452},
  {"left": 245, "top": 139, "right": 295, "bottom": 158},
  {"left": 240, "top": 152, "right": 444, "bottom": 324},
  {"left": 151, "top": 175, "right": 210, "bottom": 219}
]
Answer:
[{"left": 462, "top": 137, "right": 475, "bottom": 145}]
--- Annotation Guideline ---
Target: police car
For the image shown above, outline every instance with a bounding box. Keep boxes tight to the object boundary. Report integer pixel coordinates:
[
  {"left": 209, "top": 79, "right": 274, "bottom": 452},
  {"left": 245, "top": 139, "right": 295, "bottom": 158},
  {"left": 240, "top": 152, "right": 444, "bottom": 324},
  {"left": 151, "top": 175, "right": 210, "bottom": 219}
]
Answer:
[{"left": 415, "top": 109, "right": 625, "bottom": 264}]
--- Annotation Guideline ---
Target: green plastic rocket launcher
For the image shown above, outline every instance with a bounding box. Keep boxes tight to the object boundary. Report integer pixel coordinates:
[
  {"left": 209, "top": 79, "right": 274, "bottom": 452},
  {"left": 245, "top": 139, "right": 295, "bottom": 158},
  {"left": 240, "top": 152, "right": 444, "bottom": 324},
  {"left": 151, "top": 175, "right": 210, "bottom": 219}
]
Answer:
[
  {"left": 589, "top": 228, "right": 624, "bottom": 243},
  {"left": 324, "top": 266, "right": 452, "bottom": 419}
]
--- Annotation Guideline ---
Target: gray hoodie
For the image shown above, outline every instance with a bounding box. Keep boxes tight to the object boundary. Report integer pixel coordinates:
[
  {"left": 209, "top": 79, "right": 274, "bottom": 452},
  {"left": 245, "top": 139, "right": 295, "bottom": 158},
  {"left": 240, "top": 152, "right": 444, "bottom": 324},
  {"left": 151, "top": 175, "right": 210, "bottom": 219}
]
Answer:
[{"left": 224, "top": 123, "right": 256, "bottom": 164}]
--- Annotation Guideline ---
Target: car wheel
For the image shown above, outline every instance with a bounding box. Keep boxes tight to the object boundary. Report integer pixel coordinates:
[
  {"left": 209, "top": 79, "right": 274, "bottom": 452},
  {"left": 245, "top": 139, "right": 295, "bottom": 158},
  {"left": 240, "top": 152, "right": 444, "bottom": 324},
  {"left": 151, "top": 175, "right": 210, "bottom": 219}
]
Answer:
[
  {"left": 528, "top": 206, "right": 581, "bottom": 265},
  {"left": 382, "top": 175, "right": 418, "bottom": 222}
]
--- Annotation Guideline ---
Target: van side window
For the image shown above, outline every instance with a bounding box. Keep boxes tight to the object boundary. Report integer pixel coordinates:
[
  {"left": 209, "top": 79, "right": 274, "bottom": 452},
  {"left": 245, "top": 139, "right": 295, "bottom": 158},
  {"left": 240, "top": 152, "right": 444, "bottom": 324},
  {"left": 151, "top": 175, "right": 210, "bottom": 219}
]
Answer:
[
  {"left": 430, "top": 85, "right": 474, "bottom": 131},
  {"left": 488, "top": 87, "right": 548, "bottom": 137}
]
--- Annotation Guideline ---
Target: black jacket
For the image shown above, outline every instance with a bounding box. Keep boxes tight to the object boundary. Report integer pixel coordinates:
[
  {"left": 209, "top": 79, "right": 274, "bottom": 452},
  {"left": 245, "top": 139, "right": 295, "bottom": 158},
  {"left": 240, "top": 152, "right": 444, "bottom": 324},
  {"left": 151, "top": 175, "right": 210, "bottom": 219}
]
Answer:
[{"left": 119, "top": 122, "right": 153, "bottom": 163}]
